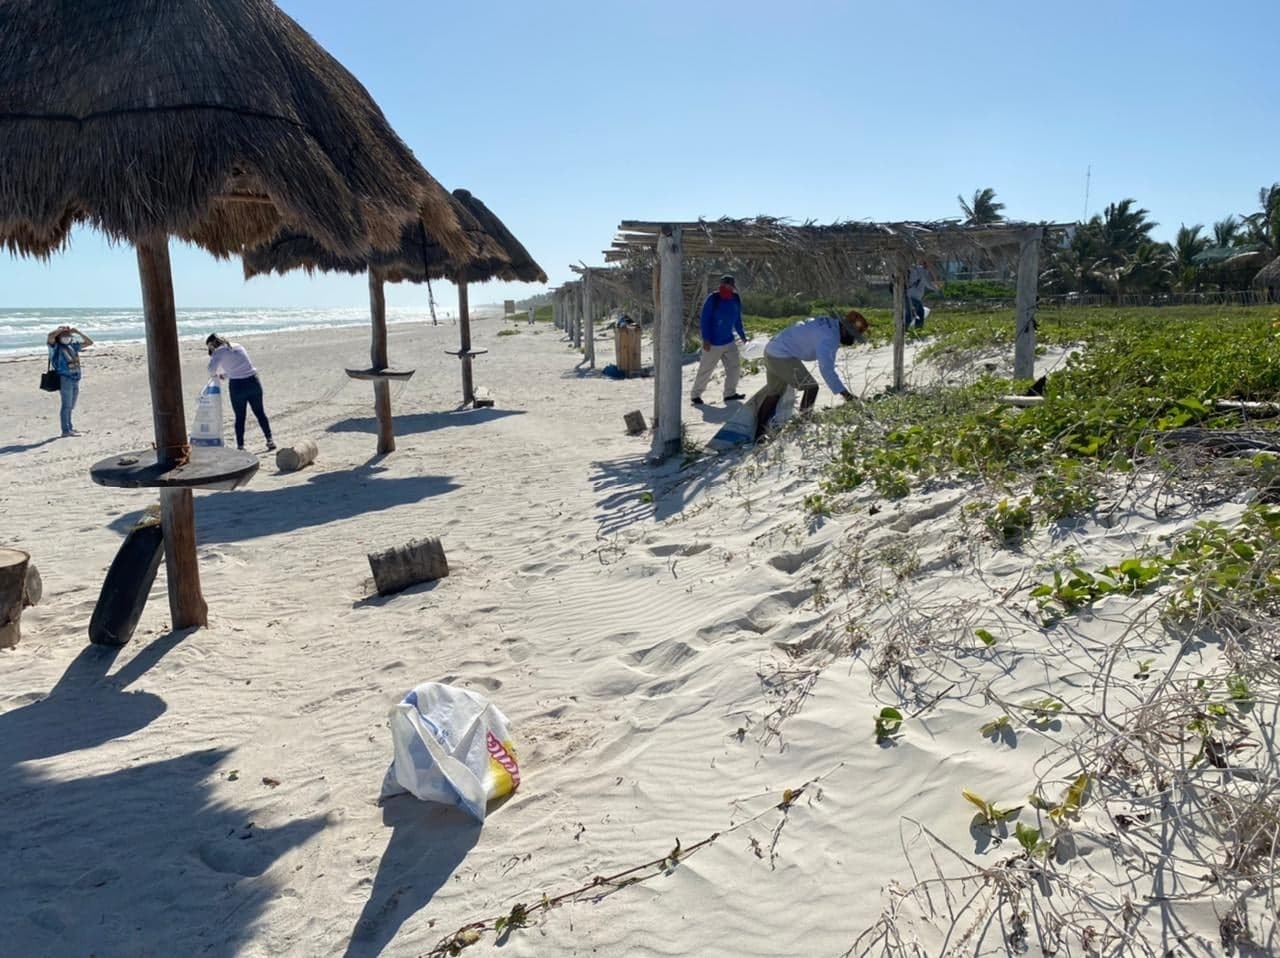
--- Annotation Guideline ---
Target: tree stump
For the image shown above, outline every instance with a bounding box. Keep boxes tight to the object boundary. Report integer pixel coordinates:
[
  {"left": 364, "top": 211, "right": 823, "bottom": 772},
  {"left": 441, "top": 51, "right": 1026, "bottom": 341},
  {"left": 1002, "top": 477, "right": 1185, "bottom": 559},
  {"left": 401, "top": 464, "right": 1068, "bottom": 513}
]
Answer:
[
  {"left": 368, "top": 537, "right": 449, "bottom": 596},
  {"left": 276, "top": 439, "right": 319, "bottom": 472},
  {"left": 0, "top": 547, "right": 31, "bottom": 649},
  {"left": 624, "top": 410, "right": 647, "bottom": 435}
]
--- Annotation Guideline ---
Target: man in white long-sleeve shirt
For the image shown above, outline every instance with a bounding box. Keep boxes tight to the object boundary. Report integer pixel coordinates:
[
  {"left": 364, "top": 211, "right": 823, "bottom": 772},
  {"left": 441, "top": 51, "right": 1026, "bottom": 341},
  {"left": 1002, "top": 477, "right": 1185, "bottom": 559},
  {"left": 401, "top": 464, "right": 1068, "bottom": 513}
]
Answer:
[{"left": 755, "top": 311, "right": 868, "bottom": 439}]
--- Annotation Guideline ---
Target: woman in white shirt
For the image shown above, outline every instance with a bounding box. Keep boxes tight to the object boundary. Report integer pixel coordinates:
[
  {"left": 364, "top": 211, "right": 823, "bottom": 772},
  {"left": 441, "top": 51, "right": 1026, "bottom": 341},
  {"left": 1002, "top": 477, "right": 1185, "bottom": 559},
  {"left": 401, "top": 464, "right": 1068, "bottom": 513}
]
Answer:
[{"left": 206, "top": 334, "right": 276, "bottom": 452}]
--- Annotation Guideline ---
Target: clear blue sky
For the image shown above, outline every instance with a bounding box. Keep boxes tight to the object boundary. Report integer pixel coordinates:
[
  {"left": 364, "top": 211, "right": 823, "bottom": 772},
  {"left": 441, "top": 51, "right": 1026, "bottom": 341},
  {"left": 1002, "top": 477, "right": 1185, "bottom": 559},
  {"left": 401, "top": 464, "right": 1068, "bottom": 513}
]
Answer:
[{"left": 3, "top": 0, "right": 1278, "bottom": 312}]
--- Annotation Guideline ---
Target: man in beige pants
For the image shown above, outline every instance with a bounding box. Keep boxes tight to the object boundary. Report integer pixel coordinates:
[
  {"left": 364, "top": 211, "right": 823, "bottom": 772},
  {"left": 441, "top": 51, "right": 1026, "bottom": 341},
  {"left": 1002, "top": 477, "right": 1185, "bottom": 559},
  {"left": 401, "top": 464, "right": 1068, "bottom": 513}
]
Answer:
[{"left": 690, "top": 275, "right": 749, "bottom": 406}]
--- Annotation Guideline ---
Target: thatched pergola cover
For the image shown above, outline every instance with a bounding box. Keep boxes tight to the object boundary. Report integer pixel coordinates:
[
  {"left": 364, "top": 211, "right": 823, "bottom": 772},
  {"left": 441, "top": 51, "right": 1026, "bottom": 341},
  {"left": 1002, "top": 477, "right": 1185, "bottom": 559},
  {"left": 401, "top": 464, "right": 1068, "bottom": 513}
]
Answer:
[
  {"left": 0, "top": 0, "right": 467, "bottom": 261},
  {"left": 242, "top": 190, "right": 546, "bottom": 286},
  {"left": 1252, "top": 255, "right": 1280, "bottom": 287},
  {"left": 604, "top": 217, "right": 1065, "bottom": 296}
]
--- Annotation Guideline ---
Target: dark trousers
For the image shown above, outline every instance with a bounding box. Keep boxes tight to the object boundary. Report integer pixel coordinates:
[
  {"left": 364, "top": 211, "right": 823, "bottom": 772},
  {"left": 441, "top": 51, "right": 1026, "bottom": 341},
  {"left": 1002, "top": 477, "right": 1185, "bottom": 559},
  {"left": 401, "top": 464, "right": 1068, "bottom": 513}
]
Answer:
[{"left": 229, "top": 375, "right": 272, "bottom": 447}]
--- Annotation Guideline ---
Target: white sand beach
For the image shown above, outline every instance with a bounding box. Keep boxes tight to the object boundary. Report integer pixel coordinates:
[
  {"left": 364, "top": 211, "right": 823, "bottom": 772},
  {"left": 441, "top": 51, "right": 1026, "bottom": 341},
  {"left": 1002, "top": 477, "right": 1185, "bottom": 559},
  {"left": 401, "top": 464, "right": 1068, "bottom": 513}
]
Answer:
[{"left": 0, "top": 316, "right": 1266, "bottom": 957}]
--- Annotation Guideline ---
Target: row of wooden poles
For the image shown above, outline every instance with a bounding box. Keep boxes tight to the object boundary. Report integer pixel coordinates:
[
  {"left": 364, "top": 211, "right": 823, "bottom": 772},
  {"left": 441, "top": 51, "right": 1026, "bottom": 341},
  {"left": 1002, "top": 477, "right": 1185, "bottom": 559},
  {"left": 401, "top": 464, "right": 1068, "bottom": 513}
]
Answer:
[{"left": 549, "top": 226, "right": 1044, "bottom": 462}]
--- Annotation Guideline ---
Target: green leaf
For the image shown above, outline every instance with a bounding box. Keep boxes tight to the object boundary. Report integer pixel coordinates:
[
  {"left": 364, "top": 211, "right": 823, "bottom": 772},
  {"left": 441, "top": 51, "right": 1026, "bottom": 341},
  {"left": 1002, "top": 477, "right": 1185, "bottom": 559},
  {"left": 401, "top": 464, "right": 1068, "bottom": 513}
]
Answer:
[{"left": 975, "top": 628, "right": 997, "bottom": 647}]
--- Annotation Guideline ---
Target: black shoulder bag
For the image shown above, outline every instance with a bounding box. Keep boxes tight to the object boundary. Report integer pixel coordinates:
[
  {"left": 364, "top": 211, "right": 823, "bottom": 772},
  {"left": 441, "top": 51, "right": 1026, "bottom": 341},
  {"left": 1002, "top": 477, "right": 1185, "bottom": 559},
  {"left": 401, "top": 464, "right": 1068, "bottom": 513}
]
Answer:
[{"left": 40, "top": 350, "right": 62, "bottom": 392}]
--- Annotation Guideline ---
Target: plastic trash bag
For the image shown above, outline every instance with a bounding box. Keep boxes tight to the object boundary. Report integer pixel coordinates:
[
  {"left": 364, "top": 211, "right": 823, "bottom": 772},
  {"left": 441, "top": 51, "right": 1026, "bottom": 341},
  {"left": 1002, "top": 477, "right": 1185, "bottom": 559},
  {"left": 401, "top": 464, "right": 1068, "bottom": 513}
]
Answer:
[
  {"left": 770, "top": 385, "right": 796, "bottom": 429},
  {"left": 741, "top": 337, "right": 768, "bottom": 360},
  {"left": 380, "top": 682, "right": 521, "bottom": 821},
  {"left": 189, "top": 378, "right": 224, "bottom": 447}
]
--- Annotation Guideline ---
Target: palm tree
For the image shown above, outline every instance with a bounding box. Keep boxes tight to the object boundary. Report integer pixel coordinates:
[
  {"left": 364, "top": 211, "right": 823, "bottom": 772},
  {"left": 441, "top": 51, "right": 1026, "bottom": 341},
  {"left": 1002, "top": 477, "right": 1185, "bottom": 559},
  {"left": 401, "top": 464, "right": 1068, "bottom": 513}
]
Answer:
[
  {"left": 1241, "top": 183, "right": 1280, "bottom": 256},
  {"left": 1171, "top": 223, "right": 1209, "bottom": 290},
  {"left": 957, "top": 188, "right": 1006, "bottom": 226},
  {"left": 1212, "top": 215, "right": 1240, "bottom": 248}
]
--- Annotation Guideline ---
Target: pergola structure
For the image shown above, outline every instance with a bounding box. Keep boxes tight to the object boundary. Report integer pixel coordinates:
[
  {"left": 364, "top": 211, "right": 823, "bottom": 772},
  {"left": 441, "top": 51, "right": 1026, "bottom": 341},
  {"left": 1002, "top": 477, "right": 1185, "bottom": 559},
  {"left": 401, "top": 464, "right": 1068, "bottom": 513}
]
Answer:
[
  {"left": 603, "top": 217, "right": 1062, "bottom": 460},
  {"left": 244, "top": 189, "right": 546, "bottom": 452},
  {"left": 0, "top": 0, "right": 468, "bottom": 627}
]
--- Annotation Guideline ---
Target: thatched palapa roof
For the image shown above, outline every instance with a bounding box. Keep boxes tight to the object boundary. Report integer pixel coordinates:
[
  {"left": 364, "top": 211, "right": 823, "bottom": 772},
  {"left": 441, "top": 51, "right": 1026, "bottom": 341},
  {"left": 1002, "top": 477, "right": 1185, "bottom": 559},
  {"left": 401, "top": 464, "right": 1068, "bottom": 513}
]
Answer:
[
  {"left": 450, "top": 191, "right": 547, "bottom": 284},
  {"left": 1253, "top": 255, "right": 1280, "bottom": 288},
  {"left": 243, "top": 190, "right": 547, "bottom": 286},
  {"left": 0, "top": 0, "right": 467, "bottom": 260}
]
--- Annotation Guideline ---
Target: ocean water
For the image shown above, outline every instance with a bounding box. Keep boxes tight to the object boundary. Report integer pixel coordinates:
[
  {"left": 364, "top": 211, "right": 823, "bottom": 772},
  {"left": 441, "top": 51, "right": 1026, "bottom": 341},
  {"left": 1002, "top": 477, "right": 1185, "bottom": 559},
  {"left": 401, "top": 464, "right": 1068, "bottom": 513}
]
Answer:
[{"left": 0, "top": 306, "right": 455, "bottom": 358}]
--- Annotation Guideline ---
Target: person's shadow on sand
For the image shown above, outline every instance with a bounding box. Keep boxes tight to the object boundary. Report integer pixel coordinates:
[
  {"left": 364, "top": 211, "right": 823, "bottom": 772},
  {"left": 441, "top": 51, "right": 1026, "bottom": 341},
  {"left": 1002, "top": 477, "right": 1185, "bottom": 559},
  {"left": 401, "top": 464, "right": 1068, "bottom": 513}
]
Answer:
[{"left": 341, "top": 798, "right": 482, "bottom": 958}]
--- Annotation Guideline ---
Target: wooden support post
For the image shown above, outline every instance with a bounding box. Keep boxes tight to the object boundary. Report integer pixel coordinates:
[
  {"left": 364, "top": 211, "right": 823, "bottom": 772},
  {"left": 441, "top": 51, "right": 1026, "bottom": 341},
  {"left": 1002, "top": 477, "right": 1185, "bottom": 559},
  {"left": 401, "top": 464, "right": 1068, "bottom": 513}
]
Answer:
[
  {"left": 369, "top": 269, "right": 395, "bottom": 455},
  {"left": 652, "top": 259, "right": 662, "bottom": 422},
  {"left": 892, "top": 261, "right": 907, "bottom": 392},
  {"left": 572, "top": 283, "right": 582, "bottom": 350},
  {"left": 652, "top": 226, "right": 683, "bottom": 461},
  {"left": 583, "top": 268, "right": 596, "bottom": 368},
  {"left": 136, "top": 235, "right": 206, "bottom": 629},
  {"left": 1014, "top": 229, "right": 1042, "bottom": 382},
  {"left": 458, "top": 280, "right": 475, "bottom": 405}
]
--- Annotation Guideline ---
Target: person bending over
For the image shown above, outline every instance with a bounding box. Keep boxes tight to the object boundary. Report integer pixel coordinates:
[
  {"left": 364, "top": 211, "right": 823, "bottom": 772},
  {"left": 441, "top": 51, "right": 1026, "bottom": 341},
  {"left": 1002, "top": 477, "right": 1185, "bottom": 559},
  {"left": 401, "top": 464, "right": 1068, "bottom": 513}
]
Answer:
[
  {"left": 755, "top": 311, "right": 868, "bottom": 439},
  {"left": 206, "top": 334, "right": 275, "bottom": 452}
]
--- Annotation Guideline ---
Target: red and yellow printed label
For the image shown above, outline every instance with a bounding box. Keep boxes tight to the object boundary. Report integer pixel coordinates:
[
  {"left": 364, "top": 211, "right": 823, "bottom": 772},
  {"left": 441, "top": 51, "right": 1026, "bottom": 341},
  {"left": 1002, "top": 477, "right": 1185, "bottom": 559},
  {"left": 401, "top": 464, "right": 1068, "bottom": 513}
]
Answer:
[{"left": 486, "top": 731, "right": 521, "bottom": 797}]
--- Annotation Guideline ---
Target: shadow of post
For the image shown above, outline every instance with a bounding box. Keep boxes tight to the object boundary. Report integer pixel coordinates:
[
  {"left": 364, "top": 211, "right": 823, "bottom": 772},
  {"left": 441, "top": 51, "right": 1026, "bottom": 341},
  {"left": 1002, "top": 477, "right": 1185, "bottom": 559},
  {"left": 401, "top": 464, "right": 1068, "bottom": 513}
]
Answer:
[{"left": 341, "top": 798, "right": 482, "bottom": 958}]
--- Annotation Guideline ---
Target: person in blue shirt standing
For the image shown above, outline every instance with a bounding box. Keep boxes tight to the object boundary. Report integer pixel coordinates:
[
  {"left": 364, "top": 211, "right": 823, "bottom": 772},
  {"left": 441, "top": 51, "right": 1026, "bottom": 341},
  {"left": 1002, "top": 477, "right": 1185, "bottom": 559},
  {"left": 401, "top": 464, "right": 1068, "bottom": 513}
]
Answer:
[
  {"left": 690, "top": 274, "right": 749, "bottom": 406},
  {"left": 46, "top": 324, "right": 94, "bottom": 437}
]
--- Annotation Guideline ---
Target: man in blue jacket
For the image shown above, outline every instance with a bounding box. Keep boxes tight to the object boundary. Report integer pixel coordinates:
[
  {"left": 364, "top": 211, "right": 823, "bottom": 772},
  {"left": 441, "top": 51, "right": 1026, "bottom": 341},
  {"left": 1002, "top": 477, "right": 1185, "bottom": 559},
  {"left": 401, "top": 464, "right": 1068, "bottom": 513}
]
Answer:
[{"left": 690, "top": 274, "right": 749, "bottom": 406}]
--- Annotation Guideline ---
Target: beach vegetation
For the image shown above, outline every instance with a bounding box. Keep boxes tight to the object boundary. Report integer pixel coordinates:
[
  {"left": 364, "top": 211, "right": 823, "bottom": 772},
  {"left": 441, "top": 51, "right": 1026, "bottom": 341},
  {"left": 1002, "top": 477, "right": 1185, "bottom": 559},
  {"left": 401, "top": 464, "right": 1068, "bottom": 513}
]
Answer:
[
  {"left": 1014, "top": 822, "right": 1053, "bottom": 858},
  {"left": 962, "top": 788, "right": 1022, "bottom": 827},
  {"left": 496, "top": 328, "right": 520, "bottom": 337},
  {"left": 873, "top": 706, "right": 904, "bottom": 743},
  {"left": 1029, "top": 773, "right": 1091, "bottom": 824},
  {"left": 974, "top": 628, "right": 997, "bottom": 647}
]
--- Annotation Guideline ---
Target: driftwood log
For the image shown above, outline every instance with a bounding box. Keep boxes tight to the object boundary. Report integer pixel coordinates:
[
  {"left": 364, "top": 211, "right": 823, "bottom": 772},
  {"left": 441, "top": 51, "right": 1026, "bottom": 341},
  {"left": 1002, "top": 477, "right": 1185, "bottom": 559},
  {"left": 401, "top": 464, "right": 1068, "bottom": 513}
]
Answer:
[
  {"left": 276, "top": 439, "right": 319, "bottom": 472},
  {"left": 368, "top": 537, "right": 449, "bottom": 596},
  {"left": 624, "top": 410, "right": 647, "bottom": 435},
  {"left": 1160, "top": 428, "right": 1280, "bottom": 455},
  {"left": 0, "top": 547, "right": 31, "bottom": 649}
]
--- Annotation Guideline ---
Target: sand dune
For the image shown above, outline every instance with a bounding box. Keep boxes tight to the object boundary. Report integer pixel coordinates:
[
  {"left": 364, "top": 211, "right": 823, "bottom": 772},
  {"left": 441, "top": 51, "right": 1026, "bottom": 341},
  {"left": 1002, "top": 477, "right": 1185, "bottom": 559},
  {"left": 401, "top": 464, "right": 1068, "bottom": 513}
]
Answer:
[{"left": 1, "top": 316, "right": 1267, "bottom": 956}]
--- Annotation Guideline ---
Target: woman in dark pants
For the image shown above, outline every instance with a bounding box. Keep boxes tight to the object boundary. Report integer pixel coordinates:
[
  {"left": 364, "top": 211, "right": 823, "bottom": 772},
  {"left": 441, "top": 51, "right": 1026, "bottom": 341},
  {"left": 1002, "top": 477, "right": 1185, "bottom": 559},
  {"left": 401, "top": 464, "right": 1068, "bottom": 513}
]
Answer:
[{"left": 206, "top": 334, "right": 275, "bottom": 451}]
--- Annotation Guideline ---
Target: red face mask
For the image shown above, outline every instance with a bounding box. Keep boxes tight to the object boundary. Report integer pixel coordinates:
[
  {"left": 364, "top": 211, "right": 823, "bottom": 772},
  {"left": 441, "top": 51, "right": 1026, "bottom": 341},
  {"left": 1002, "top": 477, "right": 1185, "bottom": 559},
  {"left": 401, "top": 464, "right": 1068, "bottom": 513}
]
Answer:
[{"left": 718, "top": 285, "right": 734, "bottom": 300}]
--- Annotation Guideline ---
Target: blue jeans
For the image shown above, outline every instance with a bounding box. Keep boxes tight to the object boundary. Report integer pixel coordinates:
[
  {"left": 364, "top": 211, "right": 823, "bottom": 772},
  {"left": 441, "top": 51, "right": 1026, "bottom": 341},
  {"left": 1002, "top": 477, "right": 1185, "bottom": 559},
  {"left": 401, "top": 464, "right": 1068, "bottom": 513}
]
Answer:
[
  {"left": 229, "top": 375, "right": 272, "bottom": 448},
  {"left": 59, "top": 376, "right": 80, "bottom": 434}
]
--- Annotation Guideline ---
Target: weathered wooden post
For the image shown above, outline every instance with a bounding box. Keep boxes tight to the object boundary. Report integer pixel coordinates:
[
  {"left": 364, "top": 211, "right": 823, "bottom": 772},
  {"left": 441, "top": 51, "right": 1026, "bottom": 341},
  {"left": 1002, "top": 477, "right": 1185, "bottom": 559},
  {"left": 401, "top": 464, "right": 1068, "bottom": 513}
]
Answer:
[
  {"left": 651, "top": 257, "right": 662, "bottom": 421},
  {"left": 583, "top": 268, "right": 596, "bottom": 368},
  {"left": 458, "top": 279, "right": 476, "bottom": 405},
  {"left": 652, "top": 225, "right": 683, "bottom": 461},
  {"left": 137, "top": 235, "right": 207, "bottom": 628},
  {"left": 892, "top": 257, "right": 907, "bottom": 392},
  {"left": 369, "top": 268, "right": 395, "bottom": 455},
  {"left": 1014, "top": 229, "right": 1042, "bottom": 382}
]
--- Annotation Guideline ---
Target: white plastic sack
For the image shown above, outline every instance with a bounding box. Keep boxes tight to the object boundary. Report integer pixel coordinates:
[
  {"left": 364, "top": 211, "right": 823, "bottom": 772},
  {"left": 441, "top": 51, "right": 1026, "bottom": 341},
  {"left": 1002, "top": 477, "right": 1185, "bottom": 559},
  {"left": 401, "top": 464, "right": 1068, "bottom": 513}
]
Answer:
[
  {"left": 189, "top": 378, "right": 224, "bottom": 447},
  {"left": 380, "top": 681, "right": 521, "bottom": 821},
  {"left": 740, "top": 337, "right": 768, "bottom": 360},
  {"left": 770, "top": 385, "right": 796, "bottom": 429}
]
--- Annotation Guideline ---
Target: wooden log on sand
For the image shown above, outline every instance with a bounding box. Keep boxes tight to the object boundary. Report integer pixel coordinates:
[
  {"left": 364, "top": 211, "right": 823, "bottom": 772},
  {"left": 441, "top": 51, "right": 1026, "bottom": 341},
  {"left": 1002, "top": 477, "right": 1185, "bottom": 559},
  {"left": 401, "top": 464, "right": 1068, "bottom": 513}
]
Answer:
[
  {"left": 624, "top": 410, "right": 647, "bottom": 435},
  {"left": 0, "top": 547, "right": 31, "bottom": 649},
  {"left": 276, "top": 439, "right": 319, "bottom": 472},
  {"left": 368, "top": 537, "right": 450, "bottom": 596}
]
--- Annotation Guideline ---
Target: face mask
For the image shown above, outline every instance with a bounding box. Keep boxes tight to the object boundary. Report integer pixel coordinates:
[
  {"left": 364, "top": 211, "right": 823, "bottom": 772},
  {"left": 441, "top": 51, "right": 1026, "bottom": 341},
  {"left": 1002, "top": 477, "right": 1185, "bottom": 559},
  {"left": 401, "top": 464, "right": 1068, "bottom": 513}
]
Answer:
[
  {"left": 59, "top": 335, "right": 72, "bottom": 345},
  {"left": 718, "top": 285, "right": 734, "bottom": 300}
]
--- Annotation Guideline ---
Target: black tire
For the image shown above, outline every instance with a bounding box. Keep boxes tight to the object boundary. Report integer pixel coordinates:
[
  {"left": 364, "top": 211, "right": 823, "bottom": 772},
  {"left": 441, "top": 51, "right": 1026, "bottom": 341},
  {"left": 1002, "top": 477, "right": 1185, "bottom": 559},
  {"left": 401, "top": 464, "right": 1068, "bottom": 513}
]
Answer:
[{"left": 89, "top": 522, "right": 165, "bottom": 647}]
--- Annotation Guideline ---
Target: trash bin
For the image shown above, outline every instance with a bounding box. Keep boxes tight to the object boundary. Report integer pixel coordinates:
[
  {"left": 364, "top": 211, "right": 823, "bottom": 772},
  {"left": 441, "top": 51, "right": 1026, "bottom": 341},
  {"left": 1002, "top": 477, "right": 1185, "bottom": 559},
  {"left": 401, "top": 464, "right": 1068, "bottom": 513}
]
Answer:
[{"left": 614, "top": 322, "right": 641, "bottom": 376}]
